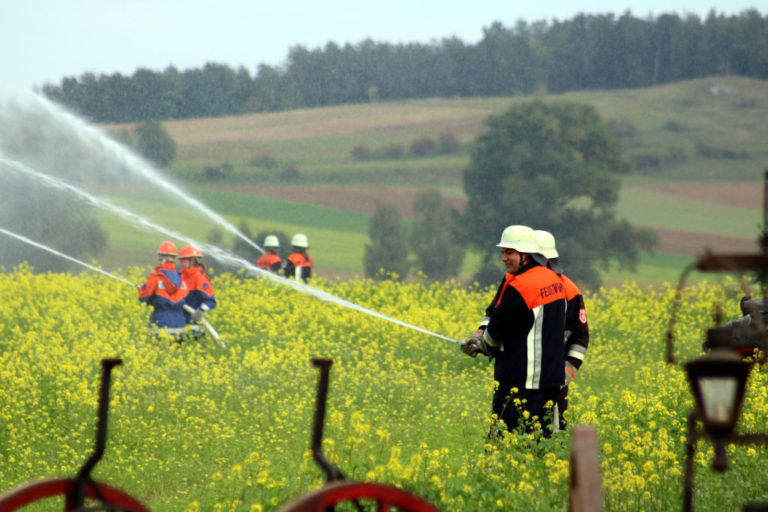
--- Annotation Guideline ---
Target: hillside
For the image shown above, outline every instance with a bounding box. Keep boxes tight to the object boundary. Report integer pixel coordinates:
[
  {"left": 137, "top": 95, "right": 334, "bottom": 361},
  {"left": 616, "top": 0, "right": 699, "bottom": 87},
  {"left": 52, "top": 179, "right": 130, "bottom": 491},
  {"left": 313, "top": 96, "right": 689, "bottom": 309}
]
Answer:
[{"left": 103, "top": 76, "right": 767, "bottom": 289}]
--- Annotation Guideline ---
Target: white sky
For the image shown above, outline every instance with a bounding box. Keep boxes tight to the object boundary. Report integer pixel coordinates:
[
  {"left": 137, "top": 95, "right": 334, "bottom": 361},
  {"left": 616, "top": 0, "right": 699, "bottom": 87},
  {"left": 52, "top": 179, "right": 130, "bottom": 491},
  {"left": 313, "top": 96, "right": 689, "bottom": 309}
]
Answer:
[{"left": 1, "top": 0, "right": 762, "bottom": 90}]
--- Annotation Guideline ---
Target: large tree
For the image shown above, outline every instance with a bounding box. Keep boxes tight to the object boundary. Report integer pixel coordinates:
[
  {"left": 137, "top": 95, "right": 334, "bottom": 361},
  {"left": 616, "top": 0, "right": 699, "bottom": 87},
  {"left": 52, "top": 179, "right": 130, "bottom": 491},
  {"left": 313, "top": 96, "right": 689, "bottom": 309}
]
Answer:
[
  {"left": 411, "top": 190, "right": 465, "bottom": 280},
  {"left": 461, "top": 100, "right": 657, "bottom": 289},
  {"left": 135, "top": 121, "right": 177, "bottom": 168},
  {"left": 364, "top": 203, "right": 410, "bottom": 280}
]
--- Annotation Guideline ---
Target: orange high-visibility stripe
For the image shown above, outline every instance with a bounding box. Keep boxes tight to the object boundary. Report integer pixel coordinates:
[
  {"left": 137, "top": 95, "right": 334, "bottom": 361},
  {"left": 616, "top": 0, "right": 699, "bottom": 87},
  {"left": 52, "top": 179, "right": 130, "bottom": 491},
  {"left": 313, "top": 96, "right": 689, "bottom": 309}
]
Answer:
[
  {"left": 256, "top": 253, "right": 282, "bottom": 269},
  {"left": 560, "top": 273, "right": 581, "bottom": 301},
  {"left": 499, "top": 266, "right": 566, "bottom": 308},
  {"left": 288, "top": 253, "right": 313, "bottom": 267}
]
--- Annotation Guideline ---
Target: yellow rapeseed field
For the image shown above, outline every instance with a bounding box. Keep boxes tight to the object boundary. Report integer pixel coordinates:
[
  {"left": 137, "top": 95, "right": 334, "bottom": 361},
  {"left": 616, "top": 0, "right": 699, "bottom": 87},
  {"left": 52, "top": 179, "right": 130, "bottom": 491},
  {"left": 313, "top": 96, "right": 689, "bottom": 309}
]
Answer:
[{"left": 0, "top": 264, "right": 766, "bottom": 511}]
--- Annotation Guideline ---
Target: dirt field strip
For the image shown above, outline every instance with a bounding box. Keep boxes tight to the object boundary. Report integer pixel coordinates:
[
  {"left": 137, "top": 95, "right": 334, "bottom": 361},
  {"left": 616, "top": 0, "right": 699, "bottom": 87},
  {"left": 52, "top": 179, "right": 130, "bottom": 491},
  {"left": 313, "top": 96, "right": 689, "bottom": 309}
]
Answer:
[
  {"left": 642, "top": 182, "right": 762, "bottom": 209},
  {"left": 209, "top": 185, "right": 467, "bottom": 220},
  {"left": 653, "top": 227, "right": 758, "bottom": 256},
  {"left": 208, "top": 183, "right": 761, "bottom": 258}
]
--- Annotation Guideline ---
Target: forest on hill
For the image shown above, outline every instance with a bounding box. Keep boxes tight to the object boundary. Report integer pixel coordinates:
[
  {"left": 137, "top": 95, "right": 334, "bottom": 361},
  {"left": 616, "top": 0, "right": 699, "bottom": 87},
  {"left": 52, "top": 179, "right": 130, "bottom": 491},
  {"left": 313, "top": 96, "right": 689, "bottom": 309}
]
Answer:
[{"left": 41, "top": 9, "right": 768, "bottom": 123}]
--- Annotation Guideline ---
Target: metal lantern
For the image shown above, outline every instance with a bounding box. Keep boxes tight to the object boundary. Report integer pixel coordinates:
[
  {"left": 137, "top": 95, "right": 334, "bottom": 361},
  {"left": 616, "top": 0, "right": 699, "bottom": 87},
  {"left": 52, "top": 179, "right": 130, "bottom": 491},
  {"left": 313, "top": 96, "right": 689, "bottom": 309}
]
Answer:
[{"left": 685, "top": 349, "right": 752, "bottom": 437}]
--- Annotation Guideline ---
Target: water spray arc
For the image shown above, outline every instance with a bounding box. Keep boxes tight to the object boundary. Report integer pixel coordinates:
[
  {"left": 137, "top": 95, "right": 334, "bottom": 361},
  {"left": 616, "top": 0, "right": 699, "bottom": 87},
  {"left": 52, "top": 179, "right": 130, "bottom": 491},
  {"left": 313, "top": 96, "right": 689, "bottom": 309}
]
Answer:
[
  {"left": 0, "top": 227, "right": 136, "bottom": 287},
  {"left": 3, "top": 87, "right": 265, "bottom": 256},
  {"left": 0, "top": 156, "right": 462, "bottom": 344},
  {"left": 0, "top": 226, "right": 224, "bottom": 346}
]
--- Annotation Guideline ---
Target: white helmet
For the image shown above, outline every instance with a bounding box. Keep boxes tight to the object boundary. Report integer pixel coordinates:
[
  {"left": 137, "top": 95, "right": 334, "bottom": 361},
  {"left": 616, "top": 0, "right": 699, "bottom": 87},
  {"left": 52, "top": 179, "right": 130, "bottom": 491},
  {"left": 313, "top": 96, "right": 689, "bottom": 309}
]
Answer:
[
  {"left": 291, "top": 233, "right": 309, "bottom": 248},
  {"left": 496, "top": 225, "right": 539, "bottom": 253},
  {"left": 264, "top": 235, "right": 280, "bottom": 248},
  {"left": 533, "top": 230, "right": 558, "bottom": 259}
]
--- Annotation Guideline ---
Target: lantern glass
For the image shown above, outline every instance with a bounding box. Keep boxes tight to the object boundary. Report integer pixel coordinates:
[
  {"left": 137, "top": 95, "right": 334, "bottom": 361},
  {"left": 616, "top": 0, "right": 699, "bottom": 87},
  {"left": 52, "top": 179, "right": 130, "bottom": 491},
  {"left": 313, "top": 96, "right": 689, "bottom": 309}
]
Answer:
[
  {"left": 685, "top": 350, "right": 752, "bottom": 438},
  {"left": 697, "top": 376, "right": 739, "bottom": 427}
]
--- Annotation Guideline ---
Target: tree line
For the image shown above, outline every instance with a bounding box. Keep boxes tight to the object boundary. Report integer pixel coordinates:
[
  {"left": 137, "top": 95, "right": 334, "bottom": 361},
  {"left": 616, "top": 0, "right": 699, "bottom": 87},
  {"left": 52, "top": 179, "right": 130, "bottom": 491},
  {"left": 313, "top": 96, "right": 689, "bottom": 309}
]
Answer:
[{"left": 42, "top": 9, "right": 767, "bottom": 123}]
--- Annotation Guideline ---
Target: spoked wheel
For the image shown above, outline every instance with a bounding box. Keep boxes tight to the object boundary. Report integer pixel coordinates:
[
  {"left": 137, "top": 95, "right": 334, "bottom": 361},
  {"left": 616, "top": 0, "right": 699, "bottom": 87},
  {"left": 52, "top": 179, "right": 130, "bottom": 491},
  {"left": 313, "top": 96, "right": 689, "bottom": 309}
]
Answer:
[
  {"left": 276, "top": 481, "right": 440, "bottom": 512},
  {"left": 0, "top": 478, "right": 151, "bottom": 512}
]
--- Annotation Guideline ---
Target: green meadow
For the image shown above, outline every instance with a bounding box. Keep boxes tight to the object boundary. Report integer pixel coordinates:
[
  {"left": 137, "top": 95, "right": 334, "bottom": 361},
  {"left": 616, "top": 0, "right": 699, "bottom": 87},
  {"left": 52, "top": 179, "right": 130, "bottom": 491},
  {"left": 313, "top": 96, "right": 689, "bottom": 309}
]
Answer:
[{"left": 99, "top": 76, "right": 767, "bottom": 289}]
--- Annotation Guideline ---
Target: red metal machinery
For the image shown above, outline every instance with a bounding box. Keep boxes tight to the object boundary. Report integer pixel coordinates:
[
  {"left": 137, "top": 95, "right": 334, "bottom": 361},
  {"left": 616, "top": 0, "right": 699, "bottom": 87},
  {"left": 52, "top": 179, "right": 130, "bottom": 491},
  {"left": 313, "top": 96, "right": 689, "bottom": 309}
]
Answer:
[
  {"left": 276, "top": 358, "right": 441, "bottom": 512},
  {"left": 0, "top": 358, "right": 151, "bottom": 512}
]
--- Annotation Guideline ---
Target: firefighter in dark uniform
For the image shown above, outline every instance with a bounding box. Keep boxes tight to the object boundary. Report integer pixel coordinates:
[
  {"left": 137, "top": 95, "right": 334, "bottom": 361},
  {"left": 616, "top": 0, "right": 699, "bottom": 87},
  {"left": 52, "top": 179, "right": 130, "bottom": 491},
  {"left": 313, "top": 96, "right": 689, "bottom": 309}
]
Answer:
[
  {"left": 534, "top": 230, "right": 589, "bottom": 431},
  {"left": 138, "top": 241, "right": 188, "bottom": 341},
  {"left": 462, "top": 225, "right": 567, "bottom": 438},
  {"left": 256, "top": 235, "right": 284, "bottom": 273},
  {"left": 285, "top": 233, "right": 313, "bottom": 282}
]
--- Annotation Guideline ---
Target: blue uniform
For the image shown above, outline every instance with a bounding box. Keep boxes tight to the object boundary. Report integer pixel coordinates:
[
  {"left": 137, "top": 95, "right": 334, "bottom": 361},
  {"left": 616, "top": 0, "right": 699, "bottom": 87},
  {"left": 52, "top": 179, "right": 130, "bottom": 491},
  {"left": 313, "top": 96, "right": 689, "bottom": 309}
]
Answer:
[{"left": 139, "top": 262, "right": 188, "bottom": 336}]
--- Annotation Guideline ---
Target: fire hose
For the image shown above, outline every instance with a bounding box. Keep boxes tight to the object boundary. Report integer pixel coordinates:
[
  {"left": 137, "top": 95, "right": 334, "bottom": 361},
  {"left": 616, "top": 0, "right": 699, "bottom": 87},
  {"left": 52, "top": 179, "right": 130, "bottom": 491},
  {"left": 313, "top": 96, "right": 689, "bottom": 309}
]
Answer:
[{"left": 0, "top": 226, "right": 224, "bottom": 348}]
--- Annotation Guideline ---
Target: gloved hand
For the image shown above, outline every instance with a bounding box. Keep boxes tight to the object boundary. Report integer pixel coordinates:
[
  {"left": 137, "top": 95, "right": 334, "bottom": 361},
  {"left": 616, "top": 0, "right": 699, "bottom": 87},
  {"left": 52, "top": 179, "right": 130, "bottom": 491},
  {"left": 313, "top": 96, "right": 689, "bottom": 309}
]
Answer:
[
  {"left": 460, "top": 332, "right": 491, "bottom": 358},
  {"left": 564, "top": 361, "right": 578, "bottom": 387},
  {"left": 460, "top": 339, "right": 479, "bottom": 357},
  {"left": 190, "top": 308, "right": 204, "bottom": 323}
]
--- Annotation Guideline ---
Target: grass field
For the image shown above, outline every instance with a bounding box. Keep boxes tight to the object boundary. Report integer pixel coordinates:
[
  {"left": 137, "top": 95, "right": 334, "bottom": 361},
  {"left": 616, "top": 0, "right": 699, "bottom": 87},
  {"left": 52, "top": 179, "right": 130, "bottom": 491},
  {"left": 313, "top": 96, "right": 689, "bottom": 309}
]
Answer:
[
  {"left": 95, "top": 76, "right": 768, "bottom": 290},
  {"left": 2, "top": 268, "right": 767, "bottom": 511}
]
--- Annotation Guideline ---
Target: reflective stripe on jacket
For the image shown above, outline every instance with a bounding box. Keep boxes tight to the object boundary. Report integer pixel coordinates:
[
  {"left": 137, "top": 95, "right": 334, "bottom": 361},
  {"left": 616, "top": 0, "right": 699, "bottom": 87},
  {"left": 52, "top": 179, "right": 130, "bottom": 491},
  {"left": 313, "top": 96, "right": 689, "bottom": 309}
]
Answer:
[
  {"left": 285, "top": 252, "right": 313, "bottom": 281},
  {"left": 560, "top": 274, "right": 589, "bottom": 369},
  {"left": 484, "top": 263, "right": 567, "bottom": 389}
]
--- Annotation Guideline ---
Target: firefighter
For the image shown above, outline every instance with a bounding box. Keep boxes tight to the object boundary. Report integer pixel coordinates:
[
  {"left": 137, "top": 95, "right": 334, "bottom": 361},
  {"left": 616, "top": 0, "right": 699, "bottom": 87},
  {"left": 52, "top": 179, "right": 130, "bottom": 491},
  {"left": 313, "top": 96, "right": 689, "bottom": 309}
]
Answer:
[
  {"left": 461, "top": 225, "right": 567, "bottom": 438},
  {"left": 178, "top": 244, "right": 216, "bottom": 339},
  {"left": 285, "top": 233, "right": 313, "bottom": 282},
  {"left": 138, "top": 241, "right": 188, "bottom": 341},
  {"left": 534, "top": 229, "right": 589, "bottom": 431},
  {"left": 256, "top": 235, "right": 284, "bottom": 273}
]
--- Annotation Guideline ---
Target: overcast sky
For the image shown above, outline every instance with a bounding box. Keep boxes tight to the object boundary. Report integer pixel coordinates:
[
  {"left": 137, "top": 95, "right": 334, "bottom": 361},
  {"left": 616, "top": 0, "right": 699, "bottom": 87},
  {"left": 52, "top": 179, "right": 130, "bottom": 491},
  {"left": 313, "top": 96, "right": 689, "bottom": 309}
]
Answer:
[{"left": 2, "top": 0, "right": 762, "bottom": 90}]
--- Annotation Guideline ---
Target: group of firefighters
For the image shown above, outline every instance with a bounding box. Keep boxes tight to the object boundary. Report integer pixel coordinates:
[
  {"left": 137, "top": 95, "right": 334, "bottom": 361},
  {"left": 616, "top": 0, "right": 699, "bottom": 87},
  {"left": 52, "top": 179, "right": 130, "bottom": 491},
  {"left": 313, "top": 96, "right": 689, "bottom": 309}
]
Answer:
[
  {"left": 255, "top": 233, "right": 314, "bottom": 282},
  {"left": 139, "top": 225, "right": 586, "bottom": 438},
  {"left": 139, "top": 233, "right": 313, "bottom": 341},
  {"left": 138, "top": 241, "right": 217, "bottom": 342}
]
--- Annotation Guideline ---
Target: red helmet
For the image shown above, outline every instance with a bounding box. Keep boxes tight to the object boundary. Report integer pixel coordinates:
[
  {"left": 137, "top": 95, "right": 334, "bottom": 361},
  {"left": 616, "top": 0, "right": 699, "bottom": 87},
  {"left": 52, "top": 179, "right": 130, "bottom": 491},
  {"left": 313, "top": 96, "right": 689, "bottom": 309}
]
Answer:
[
  {"left": 157, "top": 241, "right": 177, "bottom": 256},
  {"left": 179, "top": 245, "right": 203, "bottom": 259}
]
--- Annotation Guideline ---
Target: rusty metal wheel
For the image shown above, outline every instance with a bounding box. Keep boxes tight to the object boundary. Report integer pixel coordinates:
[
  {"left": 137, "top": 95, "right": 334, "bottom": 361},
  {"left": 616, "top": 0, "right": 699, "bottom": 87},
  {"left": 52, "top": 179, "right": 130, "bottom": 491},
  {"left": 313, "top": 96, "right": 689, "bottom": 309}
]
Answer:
[
  {"left": 276, "top": 480, "right": 440, "bottom": 512},
  {"left": 0, "top": 478, "right": 150, "bottom": 512}
]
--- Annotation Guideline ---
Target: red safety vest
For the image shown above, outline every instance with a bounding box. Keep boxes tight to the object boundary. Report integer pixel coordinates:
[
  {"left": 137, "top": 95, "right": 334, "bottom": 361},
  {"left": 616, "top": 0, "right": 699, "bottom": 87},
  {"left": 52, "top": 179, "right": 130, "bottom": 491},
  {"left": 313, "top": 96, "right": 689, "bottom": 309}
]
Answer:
[{"left": 257, "top": 253, "right": 283, "bottom": 270}]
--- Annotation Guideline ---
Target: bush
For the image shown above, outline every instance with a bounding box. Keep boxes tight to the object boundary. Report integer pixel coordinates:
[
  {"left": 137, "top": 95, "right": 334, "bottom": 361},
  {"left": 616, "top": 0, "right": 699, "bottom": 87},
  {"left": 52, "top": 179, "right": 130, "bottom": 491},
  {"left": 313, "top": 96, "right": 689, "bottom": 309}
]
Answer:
[
  {"left": 409, "top": 137, "right": 437, "bottom": 156},
  {"left": 438, "top": 132, "right": 461, "bottom": 153},
  {"left": 664, "top": 120, "right": 688, "bottom": 133},
  {"left": 695, "top": 138, "right": 748, "bottom": 159},
  {"left": 203, "top": 166, "right": 225, "bottom": 181},
  {"left": 250, "top": 154, "right": 278, "bottom": 168},
  {"left": 664, "top": 146, "right": 688, "bottom": 165},
  {"left": 281, "top": 164, "right": 302, "bottom": 181},
  {"left": 738, "top": 98, "right": 759, "bottom": 109},
  {"left": 634, "top": 152, "right": 662, "bottom": 171},
  {"left": 607, "top": 118, "right": 637, "bottom": 138},
  {"left": 351, "top": 145, "right": 372, "bottom": 160}
]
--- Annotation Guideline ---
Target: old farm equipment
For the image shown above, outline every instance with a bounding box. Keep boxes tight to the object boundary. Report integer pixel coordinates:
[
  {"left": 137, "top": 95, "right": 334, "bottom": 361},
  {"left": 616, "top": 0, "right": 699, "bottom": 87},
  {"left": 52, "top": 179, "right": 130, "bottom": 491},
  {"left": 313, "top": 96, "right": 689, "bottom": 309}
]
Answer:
[
  {"left": 276, "top": 358, "right": 440, "bottom": 512},
  {"left": 665, "top": 170, "right": 768, "bottom": 512},
  {"left": 0, "top": 359, "right": 150, "bottom": 512}
]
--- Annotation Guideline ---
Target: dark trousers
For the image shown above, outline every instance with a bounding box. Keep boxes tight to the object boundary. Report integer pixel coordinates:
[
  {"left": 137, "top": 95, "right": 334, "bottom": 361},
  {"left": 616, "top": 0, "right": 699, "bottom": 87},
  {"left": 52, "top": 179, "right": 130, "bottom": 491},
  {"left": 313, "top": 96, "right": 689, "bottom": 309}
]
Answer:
[{"left": 492, "top": 384, "right": 561, "bottom": 438}]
